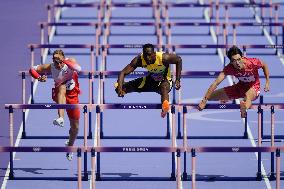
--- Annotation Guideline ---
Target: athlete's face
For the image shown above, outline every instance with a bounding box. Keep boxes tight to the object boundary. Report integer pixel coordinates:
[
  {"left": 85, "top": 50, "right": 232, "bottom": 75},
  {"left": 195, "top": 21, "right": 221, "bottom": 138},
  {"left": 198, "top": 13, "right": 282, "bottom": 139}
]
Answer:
[
  {"left": 143, "top": 47, "right": 156, "bottom": 64},
  {"left": 53, "top": 54, "right": 65, "bottom": 70},
  {"left": 230, "top": 54, "right": 244, "bottom": 70}
]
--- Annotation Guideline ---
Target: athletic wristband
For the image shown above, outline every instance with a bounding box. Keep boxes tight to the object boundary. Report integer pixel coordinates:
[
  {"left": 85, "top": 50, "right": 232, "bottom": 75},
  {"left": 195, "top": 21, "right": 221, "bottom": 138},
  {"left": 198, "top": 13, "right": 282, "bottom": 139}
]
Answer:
[{"left": 29, "top": 68, "right": 41, "bottom": 79}]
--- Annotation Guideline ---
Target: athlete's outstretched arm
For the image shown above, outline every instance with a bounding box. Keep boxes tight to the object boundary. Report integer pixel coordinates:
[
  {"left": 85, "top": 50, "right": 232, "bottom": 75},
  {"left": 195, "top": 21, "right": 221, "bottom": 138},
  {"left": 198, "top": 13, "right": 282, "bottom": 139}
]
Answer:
[
  {"left": 29, "top": 64, "right": 51, "bottom": 82},
  {"left": 162, "top": 53, "right": 182, "bottom": 90},
  {"left": 64, "top": 58, "right": 81, "bottom": 72},
  {"left": 117, "top": 56, "right": 139, "bottom": 97},
  {"left": 261, "top": 61, "right": 270, "bottom": 92},
  {"left": 198, "top": 72, "right": 226, "bottom": 111}
]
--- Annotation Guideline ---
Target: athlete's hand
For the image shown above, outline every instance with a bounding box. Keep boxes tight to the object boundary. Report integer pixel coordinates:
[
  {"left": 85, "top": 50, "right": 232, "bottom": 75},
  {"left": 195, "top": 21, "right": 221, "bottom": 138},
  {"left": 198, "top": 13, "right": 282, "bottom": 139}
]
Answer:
[
  {"left": 264, "top": 81, "right": 270, "bottom": 92},
  {"left": 38, "top": 75, "right": 47, "bottom": 82},
  {"left": 197, "top": 98, "right": 207, "bottom": 111},
  {"left": 117, "top": 86, "right": 125, "bottom": 97},
  {"left": 175, "top": 80, "right": 181, "bottom": 90}
]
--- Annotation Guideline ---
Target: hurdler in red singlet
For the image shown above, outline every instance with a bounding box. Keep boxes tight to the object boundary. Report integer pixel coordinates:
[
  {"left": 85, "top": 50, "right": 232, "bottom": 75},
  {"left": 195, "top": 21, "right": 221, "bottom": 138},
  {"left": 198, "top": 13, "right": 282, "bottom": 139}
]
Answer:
[
  {"left": 29, "top": 49, "right": 81, "bottom": 161},
  {"left": 198, "top": 46, "right": 270, "bottom": 118}
]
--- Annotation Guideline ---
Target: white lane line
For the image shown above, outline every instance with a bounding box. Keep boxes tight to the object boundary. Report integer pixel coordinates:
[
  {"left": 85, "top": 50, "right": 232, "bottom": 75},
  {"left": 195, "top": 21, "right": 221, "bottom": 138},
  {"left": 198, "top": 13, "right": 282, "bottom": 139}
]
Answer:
[
  {"left": 200, "top": 1, "right": 272, "bottom": 189},
  {"left": 245, "top": 1, "right": 284, "bottom": 67},
  {"left": 0, "top": 4, "right": 64, "bottom": 189}
]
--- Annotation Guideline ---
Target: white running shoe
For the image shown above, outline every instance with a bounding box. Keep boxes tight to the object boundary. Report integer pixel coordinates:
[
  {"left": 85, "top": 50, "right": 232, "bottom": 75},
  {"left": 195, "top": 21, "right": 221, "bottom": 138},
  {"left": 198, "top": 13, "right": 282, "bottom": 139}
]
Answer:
[
  {"left": 65, "top": 140, "right": 73, "bottom": 161},
  {"left": 53, "top": 117, "right": 64, "bottom": 127}
]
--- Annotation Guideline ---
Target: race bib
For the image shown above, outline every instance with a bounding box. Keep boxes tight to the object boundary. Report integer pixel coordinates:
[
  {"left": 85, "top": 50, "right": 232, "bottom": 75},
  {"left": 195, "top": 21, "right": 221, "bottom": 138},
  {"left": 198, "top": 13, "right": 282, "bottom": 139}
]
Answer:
[
  {"left": 151, "top": 73, "right": 164, "bottom": 81},
  {"left": 66, "top": 79, "right": 75, "bottom": 90},
  {"left": 238, "top": 75, "right": 255, "bottom": 82}
]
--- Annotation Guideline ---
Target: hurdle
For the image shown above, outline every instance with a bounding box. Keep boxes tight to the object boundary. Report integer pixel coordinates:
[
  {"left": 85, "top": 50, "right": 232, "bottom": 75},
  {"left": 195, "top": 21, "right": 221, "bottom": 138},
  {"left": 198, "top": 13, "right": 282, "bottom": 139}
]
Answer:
[
  {"left": 47, "top": 1, "right": 105, "bottom": 23},
  {"left": 160, "top": 2, "right": 277, "bottom": 21},
  {"left": 165, "top": 22, "right": 227, "bottom": 53},
  {"left": 165, "top": 44, "right": 283, "bottom": 65},
  {"left": 188, "top": 146, "right": 282, "bottom": 188},
  {"left": 180, "top": 103, "right": 284, "bottom": 181},
  {"left": 217, "top": 2, "right": 279, "bottom": 23},
  {"left": 38, "top": 22, "right": 102, "bottom": 70},
  {"left": 173, "top": 72, "right": 284, "bottom": 139},
  {"left": 18, "top": 70, "right": 95, "bottom": 139},
  {"left": 27, "top": 44, "right": 96, "bottom": 139},
  {"left": 0, "top": 146, "right": 85, "bottom": 184},
  {"left": 39, "top": 22, "right": 102, "bottom": 52},
  {"left": 163, "top": 21, "right": 283, "bottom": 50},
  {"left": 259, "top": 96, "right": 284, "bottom": 142},
  {"left": 105, "top": 0, "right": 160, "bottom": 21},
  {"left": 1, "top": 145, "right": 282, "bottom": 187},
  {"left": 103, "top": 22, "right": 163, "bottom": 49},
  {"left": 4, "top": 104, "right": 91, "bottom": 180},
  {"left": 94, "top": 104, "right": 176, "bottom": 180}
]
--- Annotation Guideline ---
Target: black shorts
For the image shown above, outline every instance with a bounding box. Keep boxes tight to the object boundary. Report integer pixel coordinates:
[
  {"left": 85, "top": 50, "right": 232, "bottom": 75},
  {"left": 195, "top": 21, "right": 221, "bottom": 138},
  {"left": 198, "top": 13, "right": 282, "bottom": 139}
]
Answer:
[{"left": 121, "top": 75, "right": 172, "bottom": 94}]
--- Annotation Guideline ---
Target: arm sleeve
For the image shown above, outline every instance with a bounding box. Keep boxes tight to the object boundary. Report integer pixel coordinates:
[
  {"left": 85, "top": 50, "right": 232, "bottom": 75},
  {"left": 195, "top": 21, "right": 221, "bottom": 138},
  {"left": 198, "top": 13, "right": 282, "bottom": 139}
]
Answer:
[
  {"left": 64, "top": 59, "right": 82, "bottom": 72},
  {"left": 29, "top": 66, "right": 41, "bottom": 79}
]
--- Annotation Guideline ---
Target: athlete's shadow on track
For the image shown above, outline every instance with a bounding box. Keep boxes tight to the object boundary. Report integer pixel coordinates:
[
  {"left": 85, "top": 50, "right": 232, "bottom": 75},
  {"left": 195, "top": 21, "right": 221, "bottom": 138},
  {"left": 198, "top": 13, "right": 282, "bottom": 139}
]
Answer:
[
  {"left": 0, "top": 167, "right": 67, "bottom": 175},
  {"left": 187, "top": 174, "right": 263, "bottom": 182},
  {"left": 101, "top": 172, "right": 139, "bottom": 177}
]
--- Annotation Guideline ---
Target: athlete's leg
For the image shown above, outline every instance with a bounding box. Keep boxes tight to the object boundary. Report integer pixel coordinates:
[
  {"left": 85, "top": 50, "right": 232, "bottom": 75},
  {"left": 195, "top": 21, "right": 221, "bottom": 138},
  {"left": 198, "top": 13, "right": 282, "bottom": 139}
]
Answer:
[
  {"left": 115, "top": 77, "right": 145, "bottom": 95},
  {"left": 67, "top": 118, "right": 79, "bottom": 146},
  {"left": 52, "top": 84, "right": 67, "bottom": 127},
  {"left": 66, "top": 94, "right": 80, "bottom": 146},
  {"left": 65, "top": 93, "right": 80, "bottom": 161},
  {"left": 240, "top": 87, "right": 258, "bottom": 118},
  {"left": 56, "top": 84, "right": 66, "bottom": 118},
  {"left": 159, "top": 80, "right": 171, "bottom": 118},
  {"left": 207, "top": 88, "right": 230, "bottom": 101}
]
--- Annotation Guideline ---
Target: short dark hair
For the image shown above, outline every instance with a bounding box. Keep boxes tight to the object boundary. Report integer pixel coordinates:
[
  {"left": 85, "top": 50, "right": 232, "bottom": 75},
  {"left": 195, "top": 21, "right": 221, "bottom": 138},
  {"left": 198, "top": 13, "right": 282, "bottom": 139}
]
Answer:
[
  {"left": 227, "top": 46, "right": 243, "bottom": 60},
  {"left": 142, "top": 43, "right": 154, "bottom": 53},
  {"left": 53, "top": 49, "right": 65, "bottom": 58}
]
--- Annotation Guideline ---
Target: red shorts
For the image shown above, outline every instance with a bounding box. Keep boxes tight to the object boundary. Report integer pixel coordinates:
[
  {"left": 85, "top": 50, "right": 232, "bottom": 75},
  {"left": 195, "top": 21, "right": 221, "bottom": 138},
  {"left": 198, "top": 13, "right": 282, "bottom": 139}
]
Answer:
[
  {"left": 224, "top": 82, "right": 260, "bottom": 100},
  {"left": 52, "top": 87, "right": 80, "bottom": 120}
]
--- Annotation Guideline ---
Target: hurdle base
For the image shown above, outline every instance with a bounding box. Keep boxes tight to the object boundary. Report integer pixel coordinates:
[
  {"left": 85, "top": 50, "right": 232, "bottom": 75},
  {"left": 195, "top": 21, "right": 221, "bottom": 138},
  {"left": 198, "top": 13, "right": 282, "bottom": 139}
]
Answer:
[
  {"left": 96, "top": 173, "right": 101, "bottom": 181},
  {"left": 166, "top": 132, "right": 170, "bottom": 139},
  {"left": 186, "top": 136, "right": 245, "bottom": 139},
  {"left": 22, "top": 135, "right": 87, "bottom": 139},
  {"left": 170, "top": 173, "right": 176, "bottom": 181},
  {"left": 183, "top": 175, "right": 261, "bottom": 181},
  {"left": 83, "top": 174, "right": 88, "bottom": 181},
  {"left": 182, "top": 172, "right": 188, "bottom": 181},
  {"left": 269, "top": 173, "right": 276, "bottom": 180},
  {"left": 263, "top": 135, "right": 284, "bottom": 140},
  {"left": 98, "top": 176, "right": 175, "bottom": 181},
  {"left": 100, "top": 135, "right": 169, "bottom": 139},
  {"left": 21, "top": 131, "right": 27, "bottom": 139},
  {"left": 256, "top": 172, "right": 262, "bottom": 181},
  {"left": 9, "top": 172, "right": 14, "bottom": 180},
  {"left": 87, "top": 132, "right": 93, "bottom": 139},
  {"left": 10, "top": 176, "right": 80, "bottom": 181},
  {"left": 243, "top": 132, "right": 248, "bottom": 139},
  {"left": 177, "top": 132, "right": 182, "bottom": 139}
]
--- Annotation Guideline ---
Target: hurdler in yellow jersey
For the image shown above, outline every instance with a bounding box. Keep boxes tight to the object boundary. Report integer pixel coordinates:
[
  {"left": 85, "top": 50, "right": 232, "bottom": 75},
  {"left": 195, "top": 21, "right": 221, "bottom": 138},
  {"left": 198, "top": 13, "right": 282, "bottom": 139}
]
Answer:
[{"left": 115, "top": 43, "right": 182, "bottom": 118}]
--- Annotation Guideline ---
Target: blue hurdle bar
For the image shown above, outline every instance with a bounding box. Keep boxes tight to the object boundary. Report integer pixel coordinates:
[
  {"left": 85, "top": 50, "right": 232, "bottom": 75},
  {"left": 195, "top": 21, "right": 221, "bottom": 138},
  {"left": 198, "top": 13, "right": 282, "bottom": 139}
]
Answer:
[
  {"left": 0, "top": 146, "right": 282, "bottom": 185},
  {"left": 48, "top": 1, "right": 104, "bottom": 24},
  {"left": 19, "top": 71, "right": 94, "bottom": 139},
  {"left": 188, "top": 147, "right": 282, "bottom": 188},
  {"left": 0, "top": 146, "right": 84, "bottom": 183},
  {"left": 94, "top": 104, "right": 176, "bottom": 180},
  {"left": 181, "top": 103, "right": 284, "bottom": 181},
  {"left": 5, "top": 104, "right": 91, "bottom": 180},
  {"left": 39, "top": 22, "right": 102, "bottom": 51}
]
